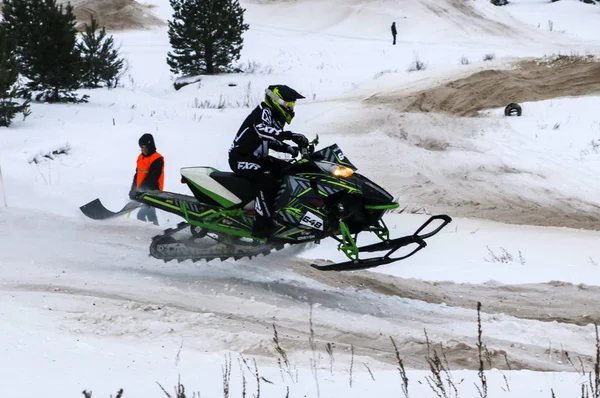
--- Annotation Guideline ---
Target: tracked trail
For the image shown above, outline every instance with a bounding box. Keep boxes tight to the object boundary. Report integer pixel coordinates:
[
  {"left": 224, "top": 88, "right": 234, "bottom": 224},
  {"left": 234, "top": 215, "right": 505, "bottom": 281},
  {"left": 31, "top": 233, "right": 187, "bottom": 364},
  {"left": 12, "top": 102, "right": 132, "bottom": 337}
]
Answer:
[
  {"left": 337, "top": 56, "right": 600, "bottom": 231},
  {"left": 8, "top": 256, "right": 599, "bottom": 372},
  {"left": 369, "top": 56, "right": 600, "bottom": 116},
  {"left": 3, "top": 208, "right": 598, "bottom": 373},
  {"left": 291, "top": 260, "right": 600, "bottom": 327}
]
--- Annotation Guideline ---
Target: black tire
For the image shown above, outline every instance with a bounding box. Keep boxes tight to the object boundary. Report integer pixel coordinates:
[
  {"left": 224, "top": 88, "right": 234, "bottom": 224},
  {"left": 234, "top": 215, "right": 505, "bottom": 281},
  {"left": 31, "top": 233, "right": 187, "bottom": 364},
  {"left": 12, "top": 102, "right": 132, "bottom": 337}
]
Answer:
[{"left": 504, "top": 102, "right": 522, "bottom": 116}]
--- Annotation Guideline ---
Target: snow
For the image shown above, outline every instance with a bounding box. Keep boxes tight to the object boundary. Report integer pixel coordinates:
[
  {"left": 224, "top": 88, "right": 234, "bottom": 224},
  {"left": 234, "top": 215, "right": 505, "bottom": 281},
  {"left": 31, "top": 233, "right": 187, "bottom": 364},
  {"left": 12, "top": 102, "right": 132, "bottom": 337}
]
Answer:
[{"left": 2, "top": 0, "right": 600, "bottom": 396}]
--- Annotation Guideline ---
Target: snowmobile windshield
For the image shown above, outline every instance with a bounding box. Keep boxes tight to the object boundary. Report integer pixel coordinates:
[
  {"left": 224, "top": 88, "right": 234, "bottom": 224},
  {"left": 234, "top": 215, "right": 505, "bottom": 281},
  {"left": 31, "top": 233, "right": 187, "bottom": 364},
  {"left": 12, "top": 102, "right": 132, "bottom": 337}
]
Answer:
[{"left": 310, "top": 144, "right": 357, "bottom": 170}]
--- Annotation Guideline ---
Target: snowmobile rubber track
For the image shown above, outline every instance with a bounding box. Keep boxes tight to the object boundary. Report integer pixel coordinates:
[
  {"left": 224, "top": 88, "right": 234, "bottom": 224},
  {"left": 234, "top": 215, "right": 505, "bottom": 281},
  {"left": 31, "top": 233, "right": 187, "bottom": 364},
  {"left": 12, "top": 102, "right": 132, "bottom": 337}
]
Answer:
[{"left": 149, "top": 222, "right": 286, "bottom": 263}]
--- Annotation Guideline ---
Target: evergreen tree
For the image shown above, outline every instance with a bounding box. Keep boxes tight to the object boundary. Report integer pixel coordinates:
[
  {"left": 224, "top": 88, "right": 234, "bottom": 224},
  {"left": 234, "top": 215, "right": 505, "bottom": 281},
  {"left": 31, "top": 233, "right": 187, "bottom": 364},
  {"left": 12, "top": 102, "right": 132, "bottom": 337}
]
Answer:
[
  {"left": 77, "top": 17, "right": 124, "bottom": 88},
  {"left": 0, "top": 0, "right": 35, "bottom": 65},
  {"left": 2, "top": 0, "right": 86, "bottom": 103},
  {"left": 167, "top": 0, "right": 249, "bottom": 76},
  {"left": 0, "top": 25, "right": 30, "bottom": 127}
]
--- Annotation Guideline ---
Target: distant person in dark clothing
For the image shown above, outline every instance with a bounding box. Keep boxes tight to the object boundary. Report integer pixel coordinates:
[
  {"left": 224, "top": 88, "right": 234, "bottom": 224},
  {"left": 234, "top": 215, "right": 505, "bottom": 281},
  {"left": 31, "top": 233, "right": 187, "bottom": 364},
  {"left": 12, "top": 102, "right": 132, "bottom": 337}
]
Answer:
[
  {"left": 391, "top": 22, "right": 397, "bottom": 45},
  {"left": 131, "top": 133, "right": 164, "bottom": 225}
]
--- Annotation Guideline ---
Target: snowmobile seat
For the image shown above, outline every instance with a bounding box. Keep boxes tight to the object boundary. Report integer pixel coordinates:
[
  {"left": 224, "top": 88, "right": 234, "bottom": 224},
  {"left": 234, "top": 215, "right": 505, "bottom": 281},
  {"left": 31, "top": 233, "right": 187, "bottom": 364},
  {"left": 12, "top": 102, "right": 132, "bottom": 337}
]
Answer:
[{"left": 210, "top": 171, "right": 255, "bottom": 207}]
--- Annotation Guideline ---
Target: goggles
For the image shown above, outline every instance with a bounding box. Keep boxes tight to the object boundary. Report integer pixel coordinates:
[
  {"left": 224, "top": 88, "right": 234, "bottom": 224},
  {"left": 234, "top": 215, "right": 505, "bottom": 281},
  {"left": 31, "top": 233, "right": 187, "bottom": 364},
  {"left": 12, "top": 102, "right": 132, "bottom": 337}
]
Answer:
[{"left": 266, "top": 89, "right": 295, "bottom": 110}]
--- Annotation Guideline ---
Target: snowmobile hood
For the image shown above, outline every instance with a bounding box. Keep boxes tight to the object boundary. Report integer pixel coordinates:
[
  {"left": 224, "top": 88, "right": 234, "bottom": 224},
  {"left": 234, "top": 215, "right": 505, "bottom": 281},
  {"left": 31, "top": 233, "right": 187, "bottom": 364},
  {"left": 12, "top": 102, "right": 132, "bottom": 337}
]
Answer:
[{"left": 139, "top": 133, "right": 156, "bottom": 156}]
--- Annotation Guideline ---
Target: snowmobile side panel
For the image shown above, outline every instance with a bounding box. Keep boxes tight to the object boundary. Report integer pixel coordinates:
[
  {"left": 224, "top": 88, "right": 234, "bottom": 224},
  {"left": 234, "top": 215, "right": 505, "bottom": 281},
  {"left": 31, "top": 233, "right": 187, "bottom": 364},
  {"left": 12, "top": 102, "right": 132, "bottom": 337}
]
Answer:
[{"left": 80, "top": 199, "right": 141, "bottom": 220}]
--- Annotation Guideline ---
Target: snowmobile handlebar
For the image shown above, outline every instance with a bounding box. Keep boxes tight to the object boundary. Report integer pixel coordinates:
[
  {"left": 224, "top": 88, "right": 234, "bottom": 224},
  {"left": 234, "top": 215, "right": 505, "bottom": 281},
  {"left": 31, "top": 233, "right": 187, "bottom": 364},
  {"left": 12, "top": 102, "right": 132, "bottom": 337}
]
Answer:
[{"left": 299, "top": 134, "right": 319, "bottom": 159}]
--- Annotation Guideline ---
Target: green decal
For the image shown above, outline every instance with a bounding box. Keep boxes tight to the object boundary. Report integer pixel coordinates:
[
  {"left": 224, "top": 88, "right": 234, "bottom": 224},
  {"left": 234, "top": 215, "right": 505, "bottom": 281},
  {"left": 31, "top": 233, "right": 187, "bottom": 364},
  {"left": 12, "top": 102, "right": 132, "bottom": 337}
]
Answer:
[{"left": 365, "top": 202, "right": 400, "bottom": 210}]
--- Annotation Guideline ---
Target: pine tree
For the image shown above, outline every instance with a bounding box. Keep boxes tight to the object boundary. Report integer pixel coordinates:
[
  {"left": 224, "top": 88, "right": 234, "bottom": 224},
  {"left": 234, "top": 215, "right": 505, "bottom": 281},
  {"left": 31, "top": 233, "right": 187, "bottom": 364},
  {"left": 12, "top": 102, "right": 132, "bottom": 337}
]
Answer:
[
  {"left": 167, "top": 0, "right": 249, "bottom": 76},
  {"left": 2, "top": 0, "right": 86, "bottom": 103},
  {"left": 0, "top": 25, "right": 30, "bottom": 127},
  {"left": 77, "top": 17, "right": 124, "bottom": 88},
  {"left": 0, "top": 0, "right": 32, "bottom": 64}
]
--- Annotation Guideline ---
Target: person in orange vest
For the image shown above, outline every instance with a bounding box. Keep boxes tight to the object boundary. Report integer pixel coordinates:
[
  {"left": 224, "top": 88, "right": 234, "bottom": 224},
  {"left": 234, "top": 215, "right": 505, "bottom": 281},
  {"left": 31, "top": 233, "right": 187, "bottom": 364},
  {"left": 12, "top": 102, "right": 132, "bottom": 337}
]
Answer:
[{"left": 131, "top": 133, "right": 164, "bottom": 225}]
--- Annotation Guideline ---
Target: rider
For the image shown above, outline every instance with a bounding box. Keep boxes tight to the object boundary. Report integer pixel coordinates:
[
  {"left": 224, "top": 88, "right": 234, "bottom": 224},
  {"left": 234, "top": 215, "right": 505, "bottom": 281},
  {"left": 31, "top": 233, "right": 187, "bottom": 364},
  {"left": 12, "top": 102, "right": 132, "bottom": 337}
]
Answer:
[{"left": 228, "top": 84, "right": 309, "bottom": 238}]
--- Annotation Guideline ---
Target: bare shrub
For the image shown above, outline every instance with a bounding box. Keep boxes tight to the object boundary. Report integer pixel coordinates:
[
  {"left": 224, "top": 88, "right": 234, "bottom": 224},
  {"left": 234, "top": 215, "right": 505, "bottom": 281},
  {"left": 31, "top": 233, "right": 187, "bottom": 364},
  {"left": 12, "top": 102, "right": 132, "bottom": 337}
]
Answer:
[
  {"left": 460, "top": 56, "right": 470, "bottom": 65},
  {"left": 82, "top": 389, "right": 124, "bottom": 398},
  {"left": 423, "top": 329, "right": 461, "bottom": 398},
  {"left": 475, "top": 303, "right": 488, "bottom": 398},
  {"left": 407, "top": 56, "right": 427, "bottom": 72},
  {"left": 391, "top": 336, "right": 410, "bottom": 398},
  {"left": 237, "top": 60, "right": 274, "bottom": 75},
  {"left": 242, "top": 81, "right": 257, "bottom": 108},
  {"left": 308, "top": 304, "right": 321, "bottom": 398},
  {"left": 191, "top": 96, "right": 228, "bottom": 109},
  {"left": 222, "top": 353, "right": 232, "bottom": 398},
  {"left": 483, "top": 53, "right": 496, "bottom": 62},
  {"left": 272, "top": 324, "right": 297, "bottom": 382},
  {"left": 29, "top": 144, "right": 71, "bottom": 164},
  {"left": 364, "top": 362, "right": 376, "bottom": 381},
  {"left": 348, "top": 344, "right": 355, "bottom": 387},
  {"left": 240, "top": 354, "right": 273, "bottom": 398},
  {"left": 374, "top": 69, "right": 399, "bottom": 79},
  {"left": 157, "top": 376, "right": 191, "bottom": 398},
  {"left": 587, "top": 324, "right": 600, "bottom": 398},
  {"left": 326, "top": 342, "right": 335, "bottom": 375},
  {"left": 484, "top": 246, "right": 525, "bottom": 264}
]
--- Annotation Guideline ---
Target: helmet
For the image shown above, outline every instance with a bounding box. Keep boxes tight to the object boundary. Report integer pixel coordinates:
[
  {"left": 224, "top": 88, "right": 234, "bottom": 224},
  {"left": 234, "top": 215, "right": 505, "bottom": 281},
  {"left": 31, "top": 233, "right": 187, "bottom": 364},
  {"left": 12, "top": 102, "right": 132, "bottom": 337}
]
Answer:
[{"left": 264, "top": 85, "right": 305, "bottom": 124}]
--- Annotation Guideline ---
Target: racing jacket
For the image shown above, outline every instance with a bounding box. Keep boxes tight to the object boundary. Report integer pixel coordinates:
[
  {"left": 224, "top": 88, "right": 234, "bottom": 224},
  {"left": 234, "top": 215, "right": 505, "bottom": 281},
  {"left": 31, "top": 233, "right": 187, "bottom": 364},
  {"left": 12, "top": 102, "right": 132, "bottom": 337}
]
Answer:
[{"left": 228, "top": 102, "right": 296, "bottom": 159}]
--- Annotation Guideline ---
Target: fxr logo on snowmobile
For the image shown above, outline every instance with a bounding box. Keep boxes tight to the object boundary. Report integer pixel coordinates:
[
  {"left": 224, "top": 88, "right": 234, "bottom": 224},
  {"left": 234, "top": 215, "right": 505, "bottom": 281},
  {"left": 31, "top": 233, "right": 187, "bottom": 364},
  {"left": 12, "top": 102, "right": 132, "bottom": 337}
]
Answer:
[
  {"left": 300, "top": 211, "right": 323, "bottom": 231},
  {"left": 237, "top": 161, "right": 260, "bottom": 170}
]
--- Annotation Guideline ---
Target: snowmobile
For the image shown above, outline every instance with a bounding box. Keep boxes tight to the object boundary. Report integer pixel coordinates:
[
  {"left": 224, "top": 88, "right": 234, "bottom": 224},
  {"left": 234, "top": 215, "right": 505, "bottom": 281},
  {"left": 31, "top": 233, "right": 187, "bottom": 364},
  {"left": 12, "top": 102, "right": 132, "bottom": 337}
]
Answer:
[{"left": 81, "top": 138, "right": 451, "bottom": 271}]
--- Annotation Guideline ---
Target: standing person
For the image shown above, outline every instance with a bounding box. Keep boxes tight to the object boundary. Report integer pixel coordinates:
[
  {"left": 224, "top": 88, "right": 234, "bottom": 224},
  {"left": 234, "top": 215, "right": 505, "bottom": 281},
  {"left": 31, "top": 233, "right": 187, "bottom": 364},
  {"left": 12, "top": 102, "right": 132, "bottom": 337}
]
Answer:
[
  {"left": 228, "top": 84, "right": 308, "bottom": 238},
  {"left": 131, "top": 133, "right": 164, "bottom": 225},
  {"left": 391, "top": 22, "right": 397, "bottom": 45}
]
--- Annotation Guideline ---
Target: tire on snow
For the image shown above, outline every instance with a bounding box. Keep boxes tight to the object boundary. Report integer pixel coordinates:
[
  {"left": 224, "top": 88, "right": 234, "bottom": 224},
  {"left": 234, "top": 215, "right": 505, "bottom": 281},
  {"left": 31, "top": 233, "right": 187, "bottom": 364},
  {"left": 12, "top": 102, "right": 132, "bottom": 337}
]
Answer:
[{"left": 504, "top": 102, "right": 522, "bottom": 116}]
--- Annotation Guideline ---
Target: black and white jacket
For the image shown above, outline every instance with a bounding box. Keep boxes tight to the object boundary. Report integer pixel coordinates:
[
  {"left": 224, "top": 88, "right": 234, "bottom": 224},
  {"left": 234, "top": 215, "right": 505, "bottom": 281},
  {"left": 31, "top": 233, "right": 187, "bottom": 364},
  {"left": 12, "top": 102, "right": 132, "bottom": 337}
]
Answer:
[{"left": 229, "top": 103, "right": 295, "bottom": 159}]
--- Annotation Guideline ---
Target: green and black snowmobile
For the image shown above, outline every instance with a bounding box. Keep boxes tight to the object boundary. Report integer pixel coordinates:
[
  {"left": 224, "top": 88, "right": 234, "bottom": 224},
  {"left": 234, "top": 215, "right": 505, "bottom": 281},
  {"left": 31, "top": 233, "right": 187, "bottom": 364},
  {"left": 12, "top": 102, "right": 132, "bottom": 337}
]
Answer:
[{"left": 81, "top": 138, "right": 451, "bottom": 271}]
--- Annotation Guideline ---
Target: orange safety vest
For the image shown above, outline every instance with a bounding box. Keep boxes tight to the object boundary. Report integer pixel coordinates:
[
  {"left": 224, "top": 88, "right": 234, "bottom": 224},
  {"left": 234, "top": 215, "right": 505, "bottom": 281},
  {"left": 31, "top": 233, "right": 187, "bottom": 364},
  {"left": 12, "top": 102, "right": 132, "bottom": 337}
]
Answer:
[{"left": 136, "top": 152, "right": 164, "bottom": 190}]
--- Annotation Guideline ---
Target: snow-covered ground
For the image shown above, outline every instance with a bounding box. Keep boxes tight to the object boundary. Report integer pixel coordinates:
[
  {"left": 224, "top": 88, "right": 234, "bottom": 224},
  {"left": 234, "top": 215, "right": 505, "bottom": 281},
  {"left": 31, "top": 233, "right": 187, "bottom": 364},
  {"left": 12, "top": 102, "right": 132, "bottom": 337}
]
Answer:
[{"left": 2, "top": 0, "right": 600, "bottom": 396}]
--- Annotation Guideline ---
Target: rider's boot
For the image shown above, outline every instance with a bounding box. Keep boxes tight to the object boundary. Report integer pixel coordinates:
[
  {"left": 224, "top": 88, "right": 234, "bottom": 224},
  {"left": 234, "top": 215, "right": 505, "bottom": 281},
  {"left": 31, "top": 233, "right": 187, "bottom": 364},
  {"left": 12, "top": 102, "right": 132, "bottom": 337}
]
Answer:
[{"left": 251, "top": 219, "right": 277, "bottom": 239}]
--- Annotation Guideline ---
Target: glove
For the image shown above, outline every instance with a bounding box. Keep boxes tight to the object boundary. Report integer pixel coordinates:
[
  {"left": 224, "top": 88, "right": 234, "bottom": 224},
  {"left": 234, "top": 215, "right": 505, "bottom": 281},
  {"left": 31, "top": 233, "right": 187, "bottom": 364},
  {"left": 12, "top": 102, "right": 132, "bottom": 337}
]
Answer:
[
  {"left": 129, "top": 181, "right": 138, "bottom": 199},
  {"left": 286, "top": 145, "right": 299, "bottom": 158},
  {"left": 290, "top": 132, "right": 309, "bottom": 147}
]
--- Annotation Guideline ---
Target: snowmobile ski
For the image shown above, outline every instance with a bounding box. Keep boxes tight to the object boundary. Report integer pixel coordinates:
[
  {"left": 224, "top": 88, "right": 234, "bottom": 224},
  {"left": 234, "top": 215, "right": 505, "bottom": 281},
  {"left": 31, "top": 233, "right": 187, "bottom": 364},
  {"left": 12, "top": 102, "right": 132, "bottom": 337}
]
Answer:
[
  {"left": 80, "top": 198, "right": 141, "bottom": 220},
  {"left": 310, "top": 215, "right": 452, "bottom": 271}
]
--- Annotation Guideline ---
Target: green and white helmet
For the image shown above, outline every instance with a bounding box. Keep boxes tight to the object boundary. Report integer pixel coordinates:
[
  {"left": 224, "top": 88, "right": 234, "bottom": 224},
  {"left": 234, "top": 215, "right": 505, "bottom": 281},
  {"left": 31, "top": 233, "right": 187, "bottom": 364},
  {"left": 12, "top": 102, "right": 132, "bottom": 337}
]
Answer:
[{"left": 264, "top": 85, "right": 305, "bottom": 124}]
